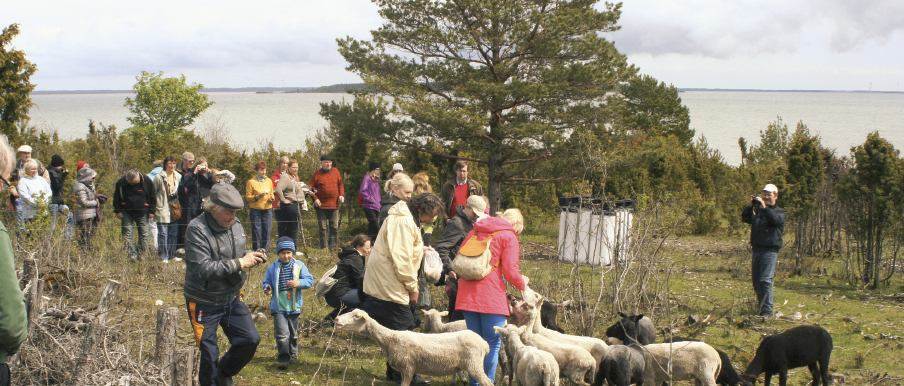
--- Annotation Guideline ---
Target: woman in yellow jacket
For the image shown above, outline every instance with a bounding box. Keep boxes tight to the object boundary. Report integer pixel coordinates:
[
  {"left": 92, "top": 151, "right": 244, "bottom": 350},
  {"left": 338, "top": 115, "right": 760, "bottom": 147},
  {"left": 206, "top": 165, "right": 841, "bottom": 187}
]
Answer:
[
  {"left": 245, "top": 160, "right": 274, "bottom": 252},
  {"left": 361, "top": 173, "right": 445, "bottom": 385}
]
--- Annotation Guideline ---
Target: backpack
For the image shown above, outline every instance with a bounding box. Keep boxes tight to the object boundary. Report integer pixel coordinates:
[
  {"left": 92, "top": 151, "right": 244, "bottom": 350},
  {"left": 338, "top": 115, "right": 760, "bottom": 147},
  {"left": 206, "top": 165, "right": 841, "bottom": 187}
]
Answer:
[
  {"left": 450, "top": 231, "right": 498, "bottom": 280},
  {"left": 314, "top": 265, "right": 339, "bottom": 298}
]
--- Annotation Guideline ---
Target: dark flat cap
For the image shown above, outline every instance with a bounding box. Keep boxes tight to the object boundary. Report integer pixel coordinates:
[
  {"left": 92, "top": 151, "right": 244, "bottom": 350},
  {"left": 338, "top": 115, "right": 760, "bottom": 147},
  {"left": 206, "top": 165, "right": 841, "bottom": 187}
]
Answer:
[
  {"left": 320, "top": 154, "right": 333, "bottom": 161},
  {"left": 209, "top": 183, "right": 244, "bottom": 210}
]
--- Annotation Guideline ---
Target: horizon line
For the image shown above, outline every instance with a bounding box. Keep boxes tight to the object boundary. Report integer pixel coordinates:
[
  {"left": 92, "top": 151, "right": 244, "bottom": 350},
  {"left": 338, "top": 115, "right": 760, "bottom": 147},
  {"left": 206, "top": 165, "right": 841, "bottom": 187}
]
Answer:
[{"left": 31, "top": 85, "right": 904, "bottom": 95}]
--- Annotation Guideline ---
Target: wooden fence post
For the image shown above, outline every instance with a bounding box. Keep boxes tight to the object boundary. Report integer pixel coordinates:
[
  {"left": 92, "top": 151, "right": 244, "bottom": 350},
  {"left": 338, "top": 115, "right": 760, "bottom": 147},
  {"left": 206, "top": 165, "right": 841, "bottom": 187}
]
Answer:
[
  {"left": 20, "top": 257, "right": 37, "bottom": 289},
  {"left": 155, "top": 307, "right": 180, "bottom": 382},
  {"left": 75, "top": 279, "right": 121, "bottom": 378},
  {"left": 172, "top": 348, "right": 195, "bottom": 386}
]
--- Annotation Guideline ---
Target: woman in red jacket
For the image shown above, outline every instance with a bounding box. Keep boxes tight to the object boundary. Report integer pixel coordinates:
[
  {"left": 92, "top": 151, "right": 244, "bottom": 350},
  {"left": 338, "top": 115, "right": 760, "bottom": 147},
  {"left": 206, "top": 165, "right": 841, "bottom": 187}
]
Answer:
[{"left": 455, "top": 208, "right": 528, "bottom": 385}]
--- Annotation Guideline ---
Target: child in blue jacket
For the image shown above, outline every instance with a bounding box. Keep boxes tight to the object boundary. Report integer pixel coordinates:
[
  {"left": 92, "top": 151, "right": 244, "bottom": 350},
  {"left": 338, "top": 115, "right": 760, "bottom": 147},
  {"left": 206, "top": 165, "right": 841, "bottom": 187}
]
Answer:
[{"left": 262, "top": 236, "right": 314, "bottom": 369}]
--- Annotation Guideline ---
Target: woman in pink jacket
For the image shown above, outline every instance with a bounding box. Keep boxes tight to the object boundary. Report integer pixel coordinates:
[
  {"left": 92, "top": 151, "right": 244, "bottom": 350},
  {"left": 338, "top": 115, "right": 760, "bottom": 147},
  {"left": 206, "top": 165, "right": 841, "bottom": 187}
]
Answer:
[{"left": 455, "top": 208, "right": 527, "bottom": 385}]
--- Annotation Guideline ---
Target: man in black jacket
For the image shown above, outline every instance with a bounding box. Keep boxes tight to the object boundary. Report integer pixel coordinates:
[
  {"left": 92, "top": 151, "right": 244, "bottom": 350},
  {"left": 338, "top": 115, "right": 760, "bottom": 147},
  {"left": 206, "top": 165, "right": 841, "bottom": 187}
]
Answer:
[
  {"left": 47, "top": 154, "right": 72, "bottom": 238},
  {"left": 184, "top": 183, "right": 265, "bottom": 386},
  {"left": 741, "top": 183, "right": 785, "bottom": 318},
  {"left": 113, "top": 169, "right": 156, "bottom": 261},
  {"left": 434, "top": 195, "right": 486, "bottom": 321}
]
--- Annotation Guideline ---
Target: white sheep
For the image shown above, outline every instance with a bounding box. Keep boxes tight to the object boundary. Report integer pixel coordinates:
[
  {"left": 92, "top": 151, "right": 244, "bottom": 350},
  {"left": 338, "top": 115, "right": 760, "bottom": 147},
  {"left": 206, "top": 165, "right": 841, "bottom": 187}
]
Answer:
[
  {"left": 421, "top": 309, "right": 467, "bottom": 333},
  {"left": 641, "top": 341, "right": 721, "bottom": 386},
  {"left": 518, "top": 319, "right": 596, "bottom": 386},
  {"left": 335, "top": 309, "right": 493, "bottom": 386},
  {"left": 496, "top": 324, "right": 560, "bottom": 386},
  {"left": 512, "top": 294, "right": 610, "bottom": 369},
  {"left": 419, "top": 309, "right": 513, "bottom": 385}
]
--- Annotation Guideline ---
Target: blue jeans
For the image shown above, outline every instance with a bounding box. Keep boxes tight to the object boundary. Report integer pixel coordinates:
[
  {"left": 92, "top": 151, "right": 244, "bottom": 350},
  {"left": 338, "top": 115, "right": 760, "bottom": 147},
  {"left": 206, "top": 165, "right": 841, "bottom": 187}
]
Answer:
[
  {"left": 463, "top": 311, "right": 507, "bottom": 385},
  {"left": 273, "top": 312, "right": 300, "bottom": 361},
  {"left": 157, "top": 222, "right": 179, "bottom": 261},
  {"left": 121, "top": 211, "right": 150, "bottom": 260},
  {"left": 752, "top": 249, "right": 778, "bottom": 315},
  {"left": 249, "top": 209, "right": 272, "bottom": 252},
  {"left": 186, "top": 297, "right": 260, "bottom": 386}
]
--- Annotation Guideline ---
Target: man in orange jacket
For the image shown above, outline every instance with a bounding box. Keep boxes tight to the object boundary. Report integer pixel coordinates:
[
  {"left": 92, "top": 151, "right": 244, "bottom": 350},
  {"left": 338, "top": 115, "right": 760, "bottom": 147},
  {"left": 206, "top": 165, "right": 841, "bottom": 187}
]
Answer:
[{"left": 308, "top": 154, "right": 345, "bottom": 250}]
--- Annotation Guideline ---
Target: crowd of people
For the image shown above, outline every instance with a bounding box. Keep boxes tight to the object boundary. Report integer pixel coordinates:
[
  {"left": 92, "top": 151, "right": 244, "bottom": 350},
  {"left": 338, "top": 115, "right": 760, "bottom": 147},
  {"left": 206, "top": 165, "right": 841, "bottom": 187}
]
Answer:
[
  {"left": 0, "top": 135, "right": 792, "bottom": 386},
  {"left": 0, "top": 136, "right": 514, "bottom": 385}
]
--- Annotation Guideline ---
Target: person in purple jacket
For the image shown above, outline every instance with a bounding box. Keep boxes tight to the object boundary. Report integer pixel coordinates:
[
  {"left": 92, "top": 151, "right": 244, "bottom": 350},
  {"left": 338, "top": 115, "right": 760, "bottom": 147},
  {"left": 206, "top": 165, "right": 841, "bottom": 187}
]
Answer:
[{"left": 359, "top": 162, "right": 382, "bottom": 241}]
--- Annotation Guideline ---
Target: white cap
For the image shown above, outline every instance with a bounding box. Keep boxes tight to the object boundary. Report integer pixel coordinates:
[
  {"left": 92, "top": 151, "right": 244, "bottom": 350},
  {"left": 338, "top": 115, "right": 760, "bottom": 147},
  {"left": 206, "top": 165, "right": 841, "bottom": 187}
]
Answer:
[
  {"left": 17, "top": 145, "right": 32, "bottom": 153},
  {"left": 391, "top": 163, "right": 404, "bottom": 171},
  {"left": 466, "top": 195, "right": 488, "bottom": 218},
  {"left": 762, "top": 183, "right": 779, "bottom": 193}
]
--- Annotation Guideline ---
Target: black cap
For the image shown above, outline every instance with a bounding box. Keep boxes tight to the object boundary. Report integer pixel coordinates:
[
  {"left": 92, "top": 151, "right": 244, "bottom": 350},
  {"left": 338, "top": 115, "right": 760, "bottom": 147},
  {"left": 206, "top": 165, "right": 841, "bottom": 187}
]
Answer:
[
  {"left": 368, "top": 162, "right": 380, "bottom": 171},
  {"left": 50, "top": 154, "right": 65, "bottom": 167},
  {"left": 209, "top": 184, "right": 244, "bottom": 210},
  {"left": 320, "top": 154, "right": 333, "bottom": 161}
]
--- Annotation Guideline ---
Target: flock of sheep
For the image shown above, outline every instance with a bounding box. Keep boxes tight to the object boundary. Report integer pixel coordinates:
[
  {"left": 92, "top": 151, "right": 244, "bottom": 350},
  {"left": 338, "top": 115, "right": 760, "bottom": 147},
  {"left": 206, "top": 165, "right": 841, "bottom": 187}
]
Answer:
[{"left": 334, "top": 288, "right": 834, "bottom": 386}]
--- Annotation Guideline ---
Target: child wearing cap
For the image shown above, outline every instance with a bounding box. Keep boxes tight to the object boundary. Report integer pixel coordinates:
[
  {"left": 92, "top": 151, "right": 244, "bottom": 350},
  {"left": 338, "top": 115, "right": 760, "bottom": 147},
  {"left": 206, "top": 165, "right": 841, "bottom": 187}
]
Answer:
[{"left": 261, "top": 236, "right": 314, "bottom": 369}]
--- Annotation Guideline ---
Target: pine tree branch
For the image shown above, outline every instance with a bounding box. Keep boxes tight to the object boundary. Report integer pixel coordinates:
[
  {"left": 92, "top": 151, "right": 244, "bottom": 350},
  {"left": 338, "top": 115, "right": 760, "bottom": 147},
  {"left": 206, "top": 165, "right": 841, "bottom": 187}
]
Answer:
[{"left": 379, "top": 133, "right": 484, "bottom": 163}]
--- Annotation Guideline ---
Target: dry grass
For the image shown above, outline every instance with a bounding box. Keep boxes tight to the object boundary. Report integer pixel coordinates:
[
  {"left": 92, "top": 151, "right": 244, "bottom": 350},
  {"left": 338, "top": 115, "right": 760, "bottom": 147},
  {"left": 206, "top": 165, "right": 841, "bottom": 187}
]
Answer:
[{"left": 7, "top": 211, "right": 904, "bottom": 385}]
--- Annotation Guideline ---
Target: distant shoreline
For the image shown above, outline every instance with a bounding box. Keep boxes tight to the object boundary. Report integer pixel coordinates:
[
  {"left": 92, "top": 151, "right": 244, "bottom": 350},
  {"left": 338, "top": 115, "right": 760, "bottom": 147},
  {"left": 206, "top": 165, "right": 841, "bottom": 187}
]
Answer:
[{"left": 32, "top": 84, "right": 904, "bottom": 95}]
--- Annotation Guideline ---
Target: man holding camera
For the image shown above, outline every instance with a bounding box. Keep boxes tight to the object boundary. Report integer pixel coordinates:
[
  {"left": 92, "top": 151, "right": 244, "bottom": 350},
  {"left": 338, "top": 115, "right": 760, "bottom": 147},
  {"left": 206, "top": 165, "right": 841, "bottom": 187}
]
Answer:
[
  {"left": 741, "top": 183, "right": 785, "bottom": 318},
  {"left": 184, "top": 183, "right": 266, "bottom": 386}
]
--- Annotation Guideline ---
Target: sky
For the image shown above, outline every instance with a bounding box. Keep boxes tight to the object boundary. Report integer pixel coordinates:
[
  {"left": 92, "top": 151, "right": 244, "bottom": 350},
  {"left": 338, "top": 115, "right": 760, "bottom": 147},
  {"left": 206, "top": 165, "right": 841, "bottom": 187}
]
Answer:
[{"left": 5, "top": 0, "right": 904, "bottom": 91}]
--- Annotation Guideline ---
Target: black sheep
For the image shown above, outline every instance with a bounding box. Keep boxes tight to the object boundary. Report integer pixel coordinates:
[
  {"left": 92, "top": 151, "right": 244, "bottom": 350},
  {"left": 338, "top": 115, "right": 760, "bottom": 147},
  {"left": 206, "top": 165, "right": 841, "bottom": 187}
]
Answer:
[
  {"left": 743, "top": 325, "right": 833, "bottom": 386},
  {"left": 606, "top": 313, "right": 656, "bottom": 345},
  {"left": 667, "top": 337, "right": 751, "bottom": 386},
  {"left": 593, "top": 343, "right": 645, "bottom": 386},
  {"left": 540, "top": 300, "right": 564, "bottom": 333}
]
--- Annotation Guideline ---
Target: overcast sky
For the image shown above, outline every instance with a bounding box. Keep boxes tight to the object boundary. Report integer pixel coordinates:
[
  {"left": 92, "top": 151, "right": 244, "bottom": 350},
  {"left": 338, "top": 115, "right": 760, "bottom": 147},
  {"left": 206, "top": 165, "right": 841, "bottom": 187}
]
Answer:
[{"left": 5, "top": 0, "right": 904, "bottom": 91}]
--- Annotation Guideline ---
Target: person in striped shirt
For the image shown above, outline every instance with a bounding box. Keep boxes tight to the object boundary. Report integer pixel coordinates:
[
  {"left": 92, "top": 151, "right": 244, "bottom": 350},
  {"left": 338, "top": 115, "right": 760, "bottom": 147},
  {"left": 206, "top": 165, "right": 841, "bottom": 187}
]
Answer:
[{"left": 262, "top": 237, "right": 314, "bottom": 369}]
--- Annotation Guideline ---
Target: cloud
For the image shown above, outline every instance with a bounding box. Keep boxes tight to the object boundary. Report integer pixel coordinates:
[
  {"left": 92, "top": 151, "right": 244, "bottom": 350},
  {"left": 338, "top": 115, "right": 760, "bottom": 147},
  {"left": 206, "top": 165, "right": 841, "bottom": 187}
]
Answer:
[
  {"left": 818, "top": 0, "right": 904, "bottom": 51},
  {"left": 8, "top": 0, "right": 382, "bottom": 88},
  {"left": 611, "top": 0, "right": 904, "bottom": 58}
]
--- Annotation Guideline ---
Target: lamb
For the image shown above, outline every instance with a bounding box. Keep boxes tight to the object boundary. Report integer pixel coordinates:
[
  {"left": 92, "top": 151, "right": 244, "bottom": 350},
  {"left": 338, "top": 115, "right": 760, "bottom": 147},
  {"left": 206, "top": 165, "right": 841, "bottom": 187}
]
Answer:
[
  {"left": 334, "top": 309, "right": 493, "bottom": 386},
  {"left": 511, "top": 295, "right": 610, "bottom": 369},
  {"left": 742, "top": 325, "right": 832, "bottom": 386},
  {"left": 507, "top": 293, "right": 565, "bottom": 333},
  {"left": 641, "top": 341, "right": 721, "bottom": 386},
  {"left": 605, "top": 313, "right": 657, "bottom": 345},
  {"left": 518, "top": 319, "right": 597, "bottom": 386},
  {"left": 592, "top": 343, "right": 644, "bottom": 386},
  {"left": 421, "top": 309, "right": 467, "bottom": 333},
  {"left": 667, "top": 337, "right": 751, "bottom": 386},
  {"left": 495, "top": 325, "right": 560, "bottom": 386}
]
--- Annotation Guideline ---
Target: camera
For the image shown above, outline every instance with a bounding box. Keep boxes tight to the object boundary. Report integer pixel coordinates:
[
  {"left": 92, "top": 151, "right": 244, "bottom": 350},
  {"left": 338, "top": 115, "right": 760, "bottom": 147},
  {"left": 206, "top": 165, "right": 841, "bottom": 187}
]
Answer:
[{"left": 751, "top": 196, "right": 759, "bottom": 206}]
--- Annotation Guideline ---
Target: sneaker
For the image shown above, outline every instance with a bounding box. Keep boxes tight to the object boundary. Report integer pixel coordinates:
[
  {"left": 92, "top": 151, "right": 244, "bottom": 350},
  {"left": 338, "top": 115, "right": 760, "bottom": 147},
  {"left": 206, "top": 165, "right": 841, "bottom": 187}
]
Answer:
[
  {"left": 276, "top": 354, "right": 291, "bottom": 370},
  {"left": 162, "top": 259, "right": 170, "bottom": 264},
  {"left": 176, "top": 248, "right": 185, "bottom": 255},
  {"left": 295, "top": 251, "right": 304, "bottom": 257},
  {"left": 173, "top": 257, "right": 183, "bottom": 262}
]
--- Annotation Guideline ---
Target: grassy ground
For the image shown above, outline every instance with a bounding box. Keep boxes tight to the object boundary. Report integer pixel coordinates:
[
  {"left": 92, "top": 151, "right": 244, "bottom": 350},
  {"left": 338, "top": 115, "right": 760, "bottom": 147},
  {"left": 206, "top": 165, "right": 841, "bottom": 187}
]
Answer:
[{"left": 15, "top": 215, "right": 904, "bottom": 385}]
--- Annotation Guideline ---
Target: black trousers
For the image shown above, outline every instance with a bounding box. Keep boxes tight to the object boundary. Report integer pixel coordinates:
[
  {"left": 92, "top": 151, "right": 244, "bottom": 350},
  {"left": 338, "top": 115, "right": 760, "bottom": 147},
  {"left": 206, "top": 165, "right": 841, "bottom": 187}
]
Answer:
[
  {"left": 186, "top": 297, "right": 260, "bottom": 386},
  {"left": 0, "top": 363, "right": 9, "bottom": 386},
  {"left": 277, "top": 203, "right": 299, "bottom": 243},
  {"left": 360, "top": 295, "right": 419, "bottom": 380},
  {"left": 363, "top": 208, "right": 380, "bottom": 242}
]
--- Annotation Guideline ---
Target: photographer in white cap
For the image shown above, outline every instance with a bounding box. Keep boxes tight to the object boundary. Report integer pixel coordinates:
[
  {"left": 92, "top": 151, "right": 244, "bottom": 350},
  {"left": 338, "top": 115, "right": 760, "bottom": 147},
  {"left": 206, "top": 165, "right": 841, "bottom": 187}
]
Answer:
[{"left": 741, "top": 183, "right": 785, "bottom": 318}]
